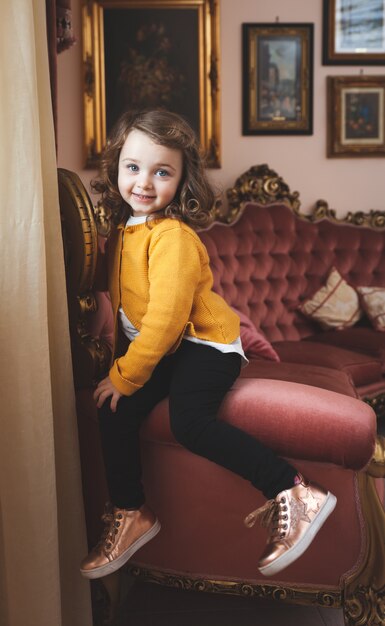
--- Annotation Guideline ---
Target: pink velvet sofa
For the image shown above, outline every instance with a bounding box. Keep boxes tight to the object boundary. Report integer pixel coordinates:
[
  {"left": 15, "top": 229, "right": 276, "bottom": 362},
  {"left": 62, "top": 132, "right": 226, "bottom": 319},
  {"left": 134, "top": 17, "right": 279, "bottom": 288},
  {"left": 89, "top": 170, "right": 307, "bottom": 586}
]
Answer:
[
  {"left": 58, "top": 166, "right": 385, "bottom": 626},
  {"left": 202, "top": 167, "right": 385, "bottom": 417}
]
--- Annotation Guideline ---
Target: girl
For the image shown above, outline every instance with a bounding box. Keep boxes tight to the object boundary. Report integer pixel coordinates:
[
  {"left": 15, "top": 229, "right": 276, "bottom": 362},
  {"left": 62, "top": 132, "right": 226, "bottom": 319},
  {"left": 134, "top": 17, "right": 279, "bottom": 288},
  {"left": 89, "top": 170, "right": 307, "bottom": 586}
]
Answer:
[{"left": 80, "top": 109, "right": 336, "bottom": 580}]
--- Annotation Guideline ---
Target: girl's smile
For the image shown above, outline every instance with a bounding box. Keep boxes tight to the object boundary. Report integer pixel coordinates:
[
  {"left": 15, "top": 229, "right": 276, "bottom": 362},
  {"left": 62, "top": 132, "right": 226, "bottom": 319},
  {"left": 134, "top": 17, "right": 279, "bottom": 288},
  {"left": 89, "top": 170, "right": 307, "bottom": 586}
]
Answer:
[
  {"left": 131, "top": 192, "right": 156, "bottom": 203},
  {"left": 118, "top": 129, "right": 183, "bottom": 217}
]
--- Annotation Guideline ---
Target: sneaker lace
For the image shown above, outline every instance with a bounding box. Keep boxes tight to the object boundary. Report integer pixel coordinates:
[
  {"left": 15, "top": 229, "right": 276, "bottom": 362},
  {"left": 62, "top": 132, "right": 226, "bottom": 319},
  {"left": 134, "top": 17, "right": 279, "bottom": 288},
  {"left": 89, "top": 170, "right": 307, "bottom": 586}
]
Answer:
[
  {"left": 97, "top": 503, "right": 121, "bottom": 553},
  {"left": 244, "top": 498, "right": 287, "bottom": 541}
]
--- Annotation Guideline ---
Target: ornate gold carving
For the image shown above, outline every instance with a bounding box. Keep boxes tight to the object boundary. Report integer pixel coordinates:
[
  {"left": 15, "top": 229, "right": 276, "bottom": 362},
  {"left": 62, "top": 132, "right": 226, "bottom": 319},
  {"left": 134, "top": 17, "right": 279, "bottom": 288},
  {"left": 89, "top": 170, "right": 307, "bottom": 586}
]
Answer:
[
  {"left": 76, "top": 291, "right": 110, "bottom": 379},
  {"left": 127, "top": 565, "right": 341, "bottom": 608},
  {"left": 366, "top": 436, "right": 385, "bottom": 479},
  {"left": 59, "top": 168, "right": 98, "bottom": 294},
  {"left": 344, "top": 584, "right": 385, "bottom": 626},
  {"left": 342, "top": 473, "right": 385, "bottom": 625},
  {"left": 58, "top": 168, "right": 112, "bottom": 387},
  {"left": 223, "top": 164, "right": 385, "bottom": 231},
  {"left": 309, "top": 199, "right": 337, "bottom": 221},
  {"left": 224, "top": 164, "right": 301, "bottom": 224},
  {"left": 94, "top": 201, "right": 111, "bottom": 237},
  {"left": 311, "top": 200, "right": 385, "bottom": 230},
  {"left": 364, "top": 393, "right": 385, "bottom": 420}
]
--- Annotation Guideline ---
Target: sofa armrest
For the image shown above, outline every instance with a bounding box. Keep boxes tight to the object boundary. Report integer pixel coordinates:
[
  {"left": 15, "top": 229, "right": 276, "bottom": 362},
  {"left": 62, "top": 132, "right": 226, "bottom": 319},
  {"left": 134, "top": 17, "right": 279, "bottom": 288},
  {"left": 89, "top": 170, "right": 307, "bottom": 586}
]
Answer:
[
  {"left": 222, "top": 379, "right": 377, "bottom": 470},
  {"left": 144, "top": 378, "right": 377, "bottom": 472}
]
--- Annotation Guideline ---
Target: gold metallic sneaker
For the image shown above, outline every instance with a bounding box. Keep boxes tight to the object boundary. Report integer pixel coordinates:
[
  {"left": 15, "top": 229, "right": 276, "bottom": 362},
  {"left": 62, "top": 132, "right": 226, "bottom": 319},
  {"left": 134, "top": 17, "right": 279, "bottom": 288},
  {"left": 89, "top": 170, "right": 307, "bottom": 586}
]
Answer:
[
  {"left": 245, "top": 476, "right": 337, "bottom": 577},
  {"left": 80, "top": 503, "right": 161, "bottom": 579}
]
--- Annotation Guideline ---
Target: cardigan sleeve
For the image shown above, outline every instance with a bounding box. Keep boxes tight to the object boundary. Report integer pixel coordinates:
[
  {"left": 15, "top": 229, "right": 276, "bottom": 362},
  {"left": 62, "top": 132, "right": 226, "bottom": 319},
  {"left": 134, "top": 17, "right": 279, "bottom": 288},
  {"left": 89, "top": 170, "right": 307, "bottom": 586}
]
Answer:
[{"left": 109, "top": 227, "right": 203, "bottom": 395}]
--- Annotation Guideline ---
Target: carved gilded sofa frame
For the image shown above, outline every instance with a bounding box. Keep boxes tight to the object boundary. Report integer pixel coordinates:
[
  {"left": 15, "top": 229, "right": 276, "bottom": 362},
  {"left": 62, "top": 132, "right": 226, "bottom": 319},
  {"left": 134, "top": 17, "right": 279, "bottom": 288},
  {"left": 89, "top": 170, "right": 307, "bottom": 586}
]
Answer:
[{"left": 58, "top": 166, "right": 385, "bottom": 626}]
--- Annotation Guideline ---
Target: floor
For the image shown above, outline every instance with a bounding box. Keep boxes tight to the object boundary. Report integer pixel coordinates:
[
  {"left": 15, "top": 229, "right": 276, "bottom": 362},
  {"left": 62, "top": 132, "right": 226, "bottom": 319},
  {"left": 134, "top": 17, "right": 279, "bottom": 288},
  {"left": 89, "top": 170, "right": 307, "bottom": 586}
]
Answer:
[{"left": 92, "top": 577, "right": 345, "bottom": 626}]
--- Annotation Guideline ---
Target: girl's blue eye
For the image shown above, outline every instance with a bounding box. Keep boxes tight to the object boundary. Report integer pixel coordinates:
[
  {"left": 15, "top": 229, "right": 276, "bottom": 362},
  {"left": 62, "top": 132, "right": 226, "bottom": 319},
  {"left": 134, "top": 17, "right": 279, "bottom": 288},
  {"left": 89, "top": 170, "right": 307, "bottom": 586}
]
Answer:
[
  {"left": 127, "top": 164, "right": 139, "bottom": 172},
  {"left": 156, "top": 169, "right": 169, "bottom": 177}
]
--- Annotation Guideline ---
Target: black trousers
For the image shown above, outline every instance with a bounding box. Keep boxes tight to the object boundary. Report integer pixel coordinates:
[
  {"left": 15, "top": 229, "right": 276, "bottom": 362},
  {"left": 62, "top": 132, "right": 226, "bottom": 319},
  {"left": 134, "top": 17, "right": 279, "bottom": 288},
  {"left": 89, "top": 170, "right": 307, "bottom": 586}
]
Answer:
[{"left": 98, "top": 341, "right": 297, "bottom": 508}]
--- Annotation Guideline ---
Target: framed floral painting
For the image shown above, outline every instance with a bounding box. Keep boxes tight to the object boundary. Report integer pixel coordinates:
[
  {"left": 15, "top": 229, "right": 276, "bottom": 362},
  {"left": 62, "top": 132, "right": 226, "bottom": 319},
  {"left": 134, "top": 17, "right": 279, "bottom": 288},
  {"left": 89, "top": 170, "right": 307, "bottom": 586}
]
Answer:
[
  {"left": 82, "top": 0, "right": 220, "bottom": 167},
  {"left": 327, "top": 75, "right": 385, "bottom": 157}
]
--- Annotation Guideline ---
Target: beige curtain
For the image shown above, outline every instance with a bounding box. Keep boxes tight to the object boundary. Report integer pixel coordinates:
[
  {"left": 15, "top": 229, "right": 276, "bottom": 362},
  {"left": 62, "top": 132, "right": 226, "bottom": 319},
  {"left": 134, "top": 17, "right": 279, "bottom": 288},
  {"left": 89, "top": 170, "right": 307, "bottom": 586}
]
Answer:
[{"left": 0, "top": 2, "right": 92, "bottom": 625}]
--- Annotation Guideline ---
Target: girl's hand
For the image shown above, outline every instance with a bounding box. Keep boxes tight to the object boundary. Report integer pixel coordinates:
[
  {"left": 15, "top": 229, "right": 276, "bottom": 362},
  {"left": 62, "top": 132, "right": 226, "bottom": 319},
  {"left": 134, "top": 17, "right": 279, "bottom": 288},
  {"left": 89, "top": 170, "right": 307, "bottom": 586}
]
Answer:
[{"left": 93, "top": 376, "right": 122, "bottom": 413}]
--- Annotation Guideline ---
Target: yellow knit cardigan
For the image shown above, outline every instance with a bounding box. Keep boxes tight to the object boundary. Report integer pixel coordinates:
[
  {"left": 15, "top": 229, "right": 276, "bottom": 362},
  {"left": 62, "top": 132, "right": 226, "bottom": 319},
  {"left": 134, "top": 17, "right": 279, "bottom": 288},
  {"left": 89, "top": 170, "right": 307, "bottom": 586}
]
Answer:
[{"left": 107, "top": 218, "right": 240, "bottom": 395}]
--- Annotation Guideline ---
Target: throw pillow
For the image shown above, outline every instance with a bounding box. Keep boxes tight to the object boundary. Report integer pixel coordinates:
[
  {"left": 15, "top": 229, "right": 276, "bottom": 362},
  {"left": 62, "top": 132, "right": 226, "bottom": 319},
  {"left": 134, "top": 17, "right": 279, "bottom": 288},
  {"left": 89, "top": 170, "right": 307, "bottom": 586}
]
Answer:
[
  {"left": 299, "top": 267, "right": 362, "bottom": 330},
  {"left": 232, "top": 307, "right": 280, "bottom": 361},
  {"left": 356, "top": 286, "right": 385, "bottom": 331}
]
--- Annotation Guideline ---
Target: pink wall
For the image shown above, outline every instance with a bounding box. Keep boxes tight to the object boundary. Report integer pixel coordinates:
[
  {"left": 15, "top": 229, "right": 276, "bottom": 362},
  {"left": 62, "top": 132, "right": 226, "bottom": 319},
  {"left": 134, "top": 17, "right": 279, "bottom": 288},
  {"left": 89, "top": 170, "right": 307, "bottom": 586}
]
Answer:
[{"left": 57, "top": 0, "right": 385, "bottom": 215}]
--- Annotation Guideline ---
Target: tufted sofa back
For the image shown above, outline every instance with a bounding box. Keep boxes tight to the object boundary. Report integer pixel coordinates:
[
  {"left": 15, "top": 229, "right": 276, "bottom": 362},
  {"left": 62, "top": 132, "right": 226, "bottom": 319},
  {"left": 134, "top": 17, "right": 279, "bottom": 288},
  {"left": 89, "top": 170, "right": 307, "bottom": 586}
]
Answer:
[{"left": 199, "top": 202, "right": 385, "bottom": 342}]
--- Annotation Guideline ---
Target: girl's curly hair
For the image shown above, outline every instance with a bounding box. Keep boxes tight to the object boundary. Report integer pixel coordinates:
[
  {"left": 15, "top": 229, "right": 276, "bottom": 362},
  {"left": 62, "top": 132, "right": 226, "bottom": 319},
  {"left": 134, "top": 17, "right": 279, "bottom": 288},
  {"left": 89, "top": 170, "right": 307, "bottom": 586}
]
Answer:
[{"left": 91, "top": 109, "right": 216, "bottom": 229}]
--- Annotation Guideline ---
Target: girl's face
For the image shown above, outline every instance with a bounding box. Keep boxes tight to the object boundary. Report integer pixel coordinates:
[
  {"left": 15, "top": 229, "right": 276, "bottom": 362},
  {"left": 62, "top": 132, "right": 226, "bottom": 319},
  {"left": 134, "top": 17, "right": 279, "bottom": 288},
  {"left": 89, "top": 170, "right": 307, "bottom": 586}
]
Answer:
[{"left": 118, "top": 129, "right": 183, "bottom": 216}]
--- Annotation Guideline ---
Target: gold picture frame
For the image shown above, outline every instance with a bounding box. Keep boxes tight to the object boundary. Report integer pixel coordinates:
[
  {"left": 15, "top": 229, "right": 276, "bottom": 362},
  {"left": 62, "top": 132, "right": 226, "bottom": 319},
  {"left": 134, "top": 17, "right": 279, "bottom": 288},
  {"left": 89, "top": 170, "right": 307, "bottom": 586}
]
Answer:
[
  {"left": 327, "top": 75, "right": 385, "bottom": 157},
  {"left": 82, "top": 0, "right": 221, "bottom": 168},
  {"left": 242, "top": 23, "right": 313, "bottom": 135}
]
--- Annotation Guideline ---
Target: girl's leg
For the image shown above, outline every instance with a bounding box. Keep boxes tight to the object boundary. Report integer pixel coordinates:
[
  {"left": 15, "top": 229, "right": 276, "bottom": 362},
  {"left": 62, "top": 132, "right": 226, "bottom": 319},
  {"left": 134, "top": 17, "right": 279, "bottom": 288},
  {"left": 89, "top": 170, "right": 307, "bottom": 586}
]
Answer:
[
  {"left": 80, "top": 355, "right": 174, "bottom": 579},
  {"left": 169, "top": 341, "right": 297, "bottom": 499},
  {"left": 98, "top": 354, "right": 174, "bottom": 508},
  {"left": 169, "top": 341, "right": 336, "bottom": 577}
]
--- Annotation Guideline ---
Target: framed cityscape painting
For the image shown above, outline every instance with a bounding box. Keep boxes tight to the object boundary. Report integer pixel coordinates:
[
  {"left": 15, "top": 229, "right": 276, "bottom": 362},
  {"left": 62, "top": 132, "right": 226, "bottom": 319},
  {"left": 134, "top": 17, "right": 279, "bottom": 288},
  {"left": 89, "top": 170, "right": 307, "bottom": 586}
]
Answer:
[{"left": 242, "top": 23, "right": 313, "bottom": 135}]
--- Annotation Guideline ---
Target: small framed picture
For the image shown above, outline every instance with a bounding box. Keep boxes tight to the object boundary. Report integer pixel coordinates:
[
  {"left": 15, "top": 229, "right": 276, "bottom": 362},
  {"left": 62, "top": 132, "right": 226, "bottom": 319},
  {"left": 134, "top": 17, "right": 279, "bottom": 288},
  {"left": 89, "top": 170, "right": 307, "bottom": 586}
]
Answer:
[
  {"left": 242, "top": 23, "right": 313, "bottom": 135},
  {"left": 327, "top": 75, "right": 385, "bottom": 157},
  {"left": 323, "top": 0, "right": 385, "bottom": 65}
]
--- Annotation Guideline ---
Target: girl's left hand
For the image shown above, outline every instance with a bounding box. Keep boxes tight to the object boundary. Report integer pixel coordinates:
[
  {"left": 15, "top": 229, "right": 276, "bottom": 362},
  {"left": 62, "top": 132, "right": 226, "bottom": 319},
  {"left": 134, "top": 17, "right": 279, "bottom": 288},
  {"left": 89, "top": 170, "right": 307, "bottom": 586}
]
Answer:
[{"left": 93, "top": 376, "right": 122, "bottom": 412}]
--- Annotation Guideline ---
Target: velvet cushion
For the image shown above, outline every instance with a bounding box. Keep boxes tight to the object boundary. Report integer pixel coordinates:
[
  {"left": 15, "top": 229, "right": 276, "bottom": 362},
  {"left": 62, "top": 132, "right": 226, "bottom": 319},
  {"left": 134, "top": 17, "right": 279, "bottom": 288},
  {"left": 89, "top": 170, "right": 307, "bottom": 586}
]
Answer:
[
  {"left": 233, "top": 307, "right": 280, "bottom": 361},
  {"left": 239, "top": 359, "right": 357, "bottom": 397},
  {"left": 356, "top": 286, "right": 385, "bottom": 331},
  {"left": 299, "top": 267, "right": 362, "bottom": 330},
  {"left": 304, "top": 327, "right": 385, "bottom": 372},
  {"left": 273, "top": 340, "right": 382, "bottom": 386}
]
